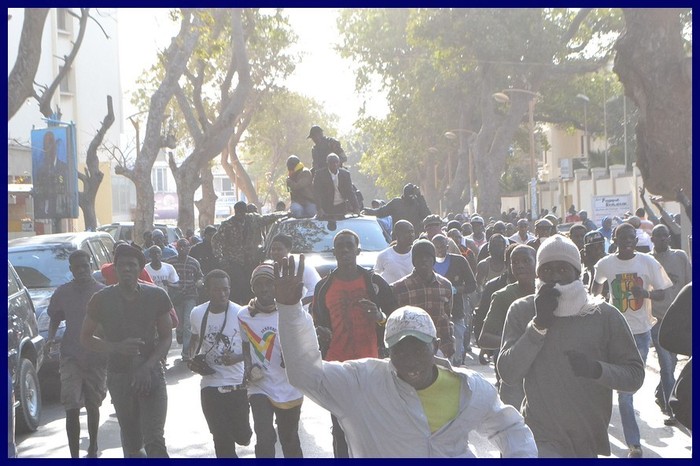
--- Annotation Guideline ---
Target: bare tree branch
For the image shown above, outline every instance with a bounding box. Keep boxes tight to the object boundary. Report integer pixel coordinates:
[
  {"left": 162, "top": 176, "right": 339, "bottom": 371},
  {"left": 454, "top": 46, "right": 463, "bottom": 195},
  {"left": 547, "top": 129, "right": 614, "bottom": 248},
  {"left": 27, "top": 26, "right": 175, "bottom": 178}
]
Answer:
[
  {"left": 79, "top": 95, "right": 115, "bottom": 230},
  {"left": 37, "top": 8, "right": 90, "bottom": 118},
  {"left": 561, "top": 8, "right": 592, "bottom": 45},
  {"left": 174, "top": 83, "right": 203, "bottom": 142},
  {"left": 8, "top": 8, "right": 49, "bottom": 119}
]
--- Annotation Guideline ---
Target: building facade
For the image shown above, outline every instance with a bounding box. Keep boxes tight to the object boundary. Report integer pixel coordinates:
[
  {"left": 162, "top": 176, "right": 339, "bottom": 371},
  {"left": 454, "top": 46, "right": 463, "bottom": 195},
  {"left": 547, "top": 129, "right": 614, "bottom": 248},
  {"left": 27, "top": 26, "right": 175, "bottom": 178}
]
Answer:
[{"left": 8, "top": 8, "right": 123, "bottom": 238}]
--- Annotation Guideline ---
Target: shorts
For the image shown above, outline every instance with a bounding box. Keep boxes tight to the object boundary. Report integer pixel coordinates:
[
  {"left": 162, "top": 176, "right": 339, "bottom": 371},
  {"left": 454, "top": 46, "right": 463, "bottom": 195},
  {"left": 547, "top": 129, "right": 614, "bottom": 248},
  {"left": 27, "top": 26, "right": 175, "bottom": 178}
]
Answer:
[{"left": 60, "top": 357, "right": 108, "bottom": 410}]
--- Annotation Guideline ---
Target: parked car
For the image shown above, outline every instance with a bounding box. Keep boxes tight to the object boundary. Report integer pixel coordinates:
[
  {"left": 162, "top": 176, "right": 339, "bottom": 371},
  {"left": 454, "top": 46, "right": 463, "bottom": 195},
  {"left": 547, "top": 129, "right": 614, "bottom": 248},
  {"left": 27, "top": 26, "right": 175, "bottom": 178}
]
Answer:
[
  {"left": 263, "top": 216, "right": 391, "bottom": 278},
  {"left": 8, "top": 260, "right": 44, "bottom": 434},
  {"left": 7, "top": 232, "right": 115, "bottom": 384},
  {"left": 97, "top": 221, "right": 183, "bottom": 245}
]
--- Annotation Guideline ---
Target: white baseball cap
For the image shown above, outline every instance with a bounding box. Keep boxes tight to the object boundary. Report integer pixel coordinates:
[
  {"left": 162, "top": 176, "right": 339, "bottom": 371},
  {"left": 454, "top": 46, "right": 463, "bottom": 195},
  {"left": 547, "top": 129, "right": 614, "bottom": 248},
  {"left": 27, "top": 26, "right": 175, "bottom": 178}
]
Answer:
[{"left": 384, "top": 306, "right": 437, "bottom": 348}]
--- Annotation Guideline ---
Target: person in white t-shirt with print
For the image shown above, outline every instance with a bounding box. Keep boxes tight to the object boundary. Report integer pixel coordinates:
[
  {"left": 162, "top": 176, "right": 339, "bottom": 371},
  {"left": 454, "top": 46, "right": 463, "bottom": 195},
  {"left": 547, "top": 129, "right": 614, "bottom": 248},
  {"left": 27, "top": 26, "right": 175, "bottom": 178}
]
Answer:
[
  {"left": 592, "top": 223, "right": 672, "bottom": 459},
  {"left": 145, "top": 245, "right": 179, "bottom": 292},
  {"left": 374, "top": 220, "right": 415, "bottom": 285},
  {"left": 238, "top": 264, "right": 304, "bottom": 458},
  {"left": 189, "top": 269, "right": 252, "bottom": 458}
]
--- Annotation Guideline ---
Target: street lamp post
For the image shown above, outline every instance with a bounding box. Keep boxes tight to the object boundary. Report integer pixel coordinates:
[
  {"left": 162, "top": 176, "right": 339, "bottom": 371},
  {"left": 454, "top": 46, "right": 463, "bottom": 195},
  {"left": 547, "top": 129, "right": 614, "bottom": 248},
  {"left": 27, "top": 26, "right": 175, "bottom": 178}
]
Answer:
[
  {"left": 493, "top": 88, "right": 541, "bottom": 217},
  {"left": 576, "top": 93, "right": 590, "bottom": 165},
  {"left": 427, "top": 146, "right": 440, "bottom": 214},
  {"left": 445, "top": 128, "right": 477, "bottom": 213},
  {"left": 603, "top": 80, "right": 609, "bottom": 171}
]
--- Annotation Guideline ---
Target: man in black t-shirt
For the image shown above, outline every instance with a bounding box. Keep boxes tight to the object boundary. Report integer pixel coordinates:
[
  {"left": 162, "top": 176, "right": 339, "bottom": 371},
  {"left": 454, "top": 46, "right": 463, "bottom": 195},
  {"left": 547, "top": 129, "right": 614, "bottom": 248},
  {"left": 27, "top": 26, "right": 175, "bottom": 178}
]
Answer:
[
  {"left": 81, "top": 244, "right": 172, "bottom": 458},
  {"left": 308, "top": 125, "right": 347, "bottom": 173}
]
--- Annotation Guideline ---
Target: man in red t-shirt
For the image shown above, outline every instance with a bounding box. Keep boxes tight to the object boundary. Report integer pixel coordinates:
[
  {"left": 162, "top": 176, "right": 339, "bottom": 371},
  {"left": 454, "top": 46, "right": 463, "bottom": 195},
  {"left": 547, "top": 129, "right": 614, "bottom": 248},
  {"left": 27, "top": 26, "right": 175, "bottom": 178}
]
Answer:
[{"left": 311, "top": 229, "right": 396, "bottom": 458}]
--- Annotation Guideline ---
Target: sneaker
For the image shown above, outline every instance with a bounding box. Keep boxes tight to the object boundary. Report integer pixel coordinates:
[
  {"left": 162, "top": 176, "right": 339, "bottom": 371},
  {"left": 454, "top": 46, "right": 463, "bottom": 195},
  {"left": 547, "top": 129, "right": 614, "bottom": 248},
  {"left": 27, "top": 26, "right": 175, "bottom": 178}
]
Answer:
[
  {"left": 655, "top": 396, "right": 669, "bottom": 415},
  {"left": 628, "top": 445, "right": 643, "bottom": 458},
  {"left": 664, "top": 416, "right": 678, "bottom": 426},
  {"left": 479, "top": 350, "right": 490, "bottom": 365}
]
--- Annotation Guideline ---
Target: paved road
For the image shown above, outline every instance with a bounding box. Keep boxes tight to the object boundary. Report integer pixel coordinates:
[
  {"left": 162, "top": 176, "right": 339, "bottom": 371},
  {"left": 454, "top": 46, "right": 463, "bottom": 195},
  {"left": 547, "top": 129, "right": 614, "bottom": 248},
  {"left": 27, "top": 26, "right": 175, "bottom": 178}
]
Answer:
[{"left": 16, "top": 341, "right": 691, "bottom": 458}]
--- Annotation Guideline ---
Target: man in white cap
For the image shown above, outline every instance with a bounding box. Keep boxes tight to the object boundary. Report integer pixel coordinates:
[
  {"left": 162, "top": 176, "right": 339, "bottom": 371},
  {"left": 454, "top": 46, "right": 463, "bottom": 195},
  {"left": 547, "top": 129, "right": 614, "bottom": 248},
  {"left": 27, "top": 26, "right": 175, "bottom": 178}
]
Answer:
[
  {"left": 275, "top": 255, "right": 537, "bottom": 458},
  {"left": 497, "top": 235, "right": 645, "bottom": 458}
]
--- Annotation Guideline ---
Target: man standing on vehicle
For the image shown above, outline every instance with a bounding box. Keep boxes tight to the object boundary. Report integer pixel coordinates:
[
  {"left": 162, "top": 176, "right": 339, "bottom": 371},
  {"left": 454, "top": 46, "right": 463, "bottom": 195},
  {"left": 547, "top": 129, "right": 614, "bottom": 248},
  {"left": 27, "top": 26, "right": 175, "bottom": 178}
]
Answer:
[
  {"left": 286, "top": 155, "right": 317, "bottom": 219},
  {"left": 311, "top": 229, "right": 397, "bottom": 457},
  {"left": 313, "top": 153, "right": 360, "bottom": 217},
  {"left": 307, "top": 125, "right": 347, "bottom": 174},
  {"left": 81, "top": 244, "right": 172, "bottom": 458},
  {"left": 46, "top": 250, "right": 107, "bottom": 458},
  {"left": 212, "top": 201, "right": 287, "bottom": 305},
  {"left": 362, "top": 183, "right": 431, "bottom": 234}
]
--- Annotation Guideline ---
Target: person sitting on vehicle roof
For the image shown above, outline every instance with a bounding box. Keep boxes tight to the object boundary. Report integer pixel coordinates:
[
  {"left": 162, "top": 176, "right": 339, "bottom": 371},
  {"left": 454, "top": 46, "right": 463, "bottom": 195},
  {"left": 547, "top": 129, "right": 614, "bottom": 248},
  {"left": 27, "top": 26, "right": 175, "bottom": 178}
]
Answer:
[{"left": 313, "top": 153, "right": 360, "bottom": 218}]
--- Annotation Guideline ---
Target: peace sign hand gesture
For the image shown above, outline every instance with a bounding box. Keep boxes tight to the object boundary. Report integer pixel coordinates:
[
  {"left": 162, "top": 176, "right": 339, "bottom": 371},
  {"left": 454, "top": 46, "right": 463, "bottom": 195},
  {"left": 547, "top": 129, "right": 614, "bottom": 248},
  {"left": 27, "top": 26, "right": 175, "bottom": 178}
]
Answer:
[{"left": 274, "top": 255, "right": 305, "bottom": 305}]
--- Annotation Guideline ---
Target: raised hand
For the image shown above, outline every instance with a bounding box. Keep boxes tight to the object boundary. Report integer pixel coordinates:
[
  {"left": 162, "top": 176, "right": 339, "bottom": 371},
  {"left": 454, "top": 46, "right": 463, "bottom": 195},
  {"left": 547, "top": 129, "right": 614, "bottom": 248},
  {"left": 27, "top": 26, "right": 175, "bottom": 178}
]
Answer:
[
  {"left": 534, "top": 283, "right": 559, "bottom": 329},
  {"left": 273, "top": 255, "right": 305, "bottom": 305}
]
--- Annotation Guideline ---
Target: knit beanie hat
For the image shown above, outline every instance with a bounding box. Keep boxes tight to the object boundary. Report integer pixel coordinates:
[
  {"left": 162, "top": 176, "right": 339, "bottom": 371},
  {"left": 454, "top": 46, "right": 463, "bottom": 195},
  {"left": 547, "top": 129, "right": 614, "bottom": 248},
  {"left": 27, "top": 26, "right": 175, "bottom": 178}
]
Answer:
[
  {"left": 536, "top": 235, "right": 581, "bottom": 274},
  {"left": 250, "top": 263, "right": 276, "bottom": 287}
]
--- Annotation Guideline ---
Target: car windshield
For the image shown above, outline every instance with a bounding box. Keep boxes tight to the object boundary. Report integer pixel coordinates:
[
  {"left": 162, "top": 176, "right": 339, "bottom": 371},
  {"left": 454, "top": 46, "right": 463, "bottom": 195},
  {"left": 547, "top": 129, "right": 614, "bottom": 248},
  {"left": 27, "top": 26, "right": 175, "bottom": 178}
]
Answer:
[
  {"left": 8, "top": 247, "right": 76, "bottom": 288},
  {"left": 272, "top": 218, "right": 389, "bottom": 253}
]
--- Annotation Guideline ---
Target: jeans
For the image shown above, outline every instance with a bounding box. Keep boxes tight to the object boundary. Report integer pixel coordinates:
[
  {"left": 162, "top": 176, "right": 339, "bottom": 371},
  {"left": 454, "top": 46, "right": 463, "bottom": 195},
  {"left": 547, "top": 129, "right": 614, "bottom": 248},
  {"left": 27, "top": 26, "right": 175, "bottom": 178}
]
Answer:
[
  {"left": 330, "top": 414, "right": 349, "bottom": 458},
  {"left": 200, "top": 387, "right": 252, "bottom": 458},
  {"left": 107, "top": 366, "right": 168, "bottom": 458},
  {"left": 618, "top": 330, "right": 651, "bottom": 447},
  {"left": 451, "top": 317, "right": 466, "bottom": 366},
  {"left": 174, "top": 297, "right": 196, "bottom": 358},
  {"left": 290, "top": 201, "right": 317, "bottom": 219},
  {"left": 650, "top": 321, "right": 677, "bottom": 412},
  {"left": 249, "top": 394, "right": 303, "bottom": 458}
]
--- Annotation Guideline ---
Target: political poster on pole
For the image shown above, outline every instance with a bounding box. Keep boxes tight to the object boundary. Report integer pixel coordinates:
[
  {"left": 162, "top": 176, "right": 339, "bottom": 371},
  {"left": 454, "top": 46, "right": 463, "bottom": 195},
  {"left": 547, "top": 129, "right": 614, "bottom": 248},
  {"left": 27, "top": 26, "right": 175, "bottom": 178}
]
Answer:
[{"left": 31, "top": 124, "right": 79, "bottom": 219}]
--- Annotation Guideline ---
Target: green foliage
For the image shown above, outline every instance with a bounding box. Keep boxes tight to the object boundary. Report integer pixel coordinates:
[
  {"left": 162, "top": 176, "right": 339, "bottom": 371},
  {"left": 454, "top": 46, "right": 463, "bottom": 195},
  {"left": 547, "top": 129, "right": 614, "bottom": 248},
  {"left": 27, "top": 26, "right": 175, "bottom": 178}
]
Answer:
[
  {"left": 338, "top": 8, "right": 627, "bottom": 203},
  {"left": 130, "top": 9, "right": 300, "bottom": 162},
  {"left": 240, "top": 89, "right": 336, "bottom": 187}
]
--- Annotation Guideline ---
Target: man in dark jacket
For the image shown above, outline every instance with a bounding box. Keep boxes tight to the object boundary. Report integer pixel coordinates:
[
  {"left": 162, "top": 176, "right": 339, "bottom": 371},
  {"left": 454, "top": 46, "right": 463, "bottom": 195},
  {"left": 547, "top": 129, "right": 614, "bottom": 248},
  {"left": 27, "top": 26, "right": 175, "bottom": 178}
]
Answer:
[
  {"left": 362, "top": 183, "right": 431, "bottom": 234},
  {"left": 308, "top": 125, "right": 346, "bottom": 173},
  {"left": 311, "top": 229, "right": 397, "bottom": 457},
  {"left": 313, "top": 153, "right": 359, "bottom": 217}
]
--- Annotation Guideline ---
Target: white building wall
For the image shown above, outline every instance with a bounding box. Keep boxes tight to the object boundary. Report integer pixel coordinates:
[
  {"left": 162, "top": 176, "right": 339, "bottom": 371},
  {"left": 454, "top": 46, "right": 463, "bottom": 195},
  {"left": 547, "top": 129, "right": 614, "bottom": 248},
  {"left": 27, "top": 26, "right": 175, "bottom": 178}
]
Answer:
[{"left": 8, "top": 8, "right": 123, "bottom": 234}]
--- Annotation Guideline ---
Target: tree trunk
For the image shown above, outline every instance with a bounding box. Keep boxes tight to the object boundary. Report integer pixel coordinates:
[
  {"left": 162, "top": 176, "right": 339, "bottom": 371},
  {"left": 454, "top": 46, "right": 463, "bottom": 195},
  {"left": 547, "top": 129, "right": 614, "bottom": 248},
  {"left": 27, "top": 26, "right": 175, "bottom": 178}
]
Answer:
[
  {"left": 195, "top": 164, "right": 217, "bottom": 229},
  {"left": 129, "top": 11, "right": 204, "bottom": 243},
  {"left": 78, "top": 96, "right": 114, "bottom": 230},
  {"left": 8, "top": 8, "right": 49, "bottom": 120},
  {"left": 169, "top": 151, "right": 200, "bottom": 233},
  {"left": 221, "top": 139, "right": 260, "bottom": 205},
  {"left": 614, "top": 9, "right": 692, "bottom": 199}
]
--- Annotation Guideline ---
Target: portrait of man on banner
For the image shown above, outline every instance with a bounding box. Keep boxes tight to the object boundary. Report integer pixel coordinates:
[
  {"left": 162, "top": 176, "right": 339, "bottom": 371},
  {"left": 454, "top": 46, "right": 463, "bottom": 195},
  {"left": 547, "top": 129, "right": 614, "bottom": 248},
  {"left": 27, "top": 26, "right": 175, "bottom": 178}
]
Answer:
[{"left": 31, "top": 126, "right": 77, "bottom": 219}]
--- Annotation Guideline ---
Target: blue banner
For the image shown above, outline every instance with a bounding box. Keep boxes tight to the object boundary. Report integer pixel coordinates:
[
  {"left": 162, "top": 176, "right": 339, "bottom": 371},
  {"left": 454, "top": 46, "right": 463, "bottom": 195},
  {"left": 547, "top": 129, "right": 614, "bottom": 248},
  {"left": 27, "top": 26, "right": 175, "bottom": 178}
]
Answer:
[{"left": 31, "top": 124, "right": 79, "bottom": 219}]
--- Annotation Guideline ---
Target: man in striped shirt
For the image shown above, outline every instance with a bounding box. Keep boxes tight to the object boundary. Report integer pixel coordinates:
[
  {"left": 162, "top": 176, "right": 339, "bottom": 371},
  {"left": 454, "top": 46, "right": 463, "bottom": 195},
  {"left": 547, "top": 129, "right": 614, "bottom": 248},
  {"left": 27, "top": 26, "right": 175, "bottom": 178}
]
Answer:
[
  {"left": 167, "top": 239, "right": 203, "bottom": 362},
  {"left": 391, "top": 239, "right": 455, "bottom": 359}
]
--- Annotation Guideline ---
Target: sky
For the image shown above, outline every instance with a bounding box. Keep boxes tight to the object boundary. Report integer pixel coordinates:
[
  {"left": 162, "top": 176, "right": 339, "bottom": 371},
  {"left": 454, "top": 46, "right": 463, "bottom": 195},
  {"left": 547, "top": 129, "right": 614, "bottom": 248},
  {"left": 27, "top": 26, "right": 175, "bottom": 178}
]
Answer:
[{"left": 117, "top": 8, "right": 387, "bottom": 137}]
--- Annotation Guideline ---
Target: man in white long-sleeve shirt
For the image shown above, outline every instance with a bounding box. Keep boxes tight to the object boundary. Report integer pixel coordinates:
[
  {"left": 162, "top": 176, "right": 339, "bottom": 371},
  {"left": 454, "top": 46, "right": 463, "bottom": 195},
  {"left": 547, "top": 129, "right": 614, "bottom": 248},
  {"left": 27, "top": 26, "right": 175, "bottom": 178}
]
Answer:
[{"left": 275, "top": 255, "right": 537, "bottom": 458}]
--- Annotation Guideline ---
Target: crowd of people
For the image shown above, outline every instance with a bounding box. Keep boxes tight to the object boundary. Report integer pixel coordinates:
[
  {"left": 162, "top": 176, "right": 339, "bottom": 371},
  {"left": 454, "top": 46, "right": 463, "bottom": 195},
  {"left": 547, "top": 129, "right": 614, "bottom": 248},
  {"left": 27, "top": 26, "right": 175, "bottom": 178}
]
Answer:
[{"left": 41, "top": 125, "right": 691, "bottom": 458}]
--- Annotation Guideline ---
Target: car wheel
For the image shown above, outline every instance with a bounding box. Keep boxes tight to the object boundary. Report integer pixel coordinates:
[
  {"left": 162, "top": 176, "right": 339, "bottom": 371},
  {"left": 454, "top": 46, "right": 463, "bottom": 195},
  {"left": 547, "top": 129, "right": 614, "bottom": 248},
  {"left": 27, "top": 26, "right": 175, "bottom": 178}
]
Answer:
[{"left": 15, "top": 358, "right": 41, "bottom": 433}]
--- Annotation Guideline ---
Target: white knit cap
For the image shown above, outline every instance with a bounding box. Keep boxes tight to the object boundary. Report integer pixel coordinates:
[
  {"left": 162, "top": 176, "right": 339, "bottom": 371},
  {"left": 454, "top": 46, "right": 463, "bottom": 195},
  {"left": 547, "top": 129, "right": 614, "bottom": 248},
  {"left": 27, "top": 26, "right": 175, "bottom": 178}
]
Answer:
[{"left": 536, "top": 235, "right": 581, "bottom": 273}]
